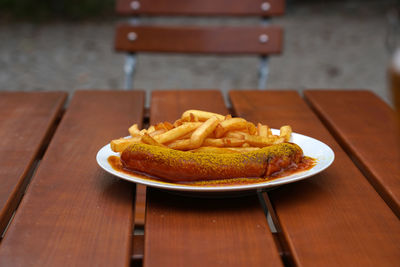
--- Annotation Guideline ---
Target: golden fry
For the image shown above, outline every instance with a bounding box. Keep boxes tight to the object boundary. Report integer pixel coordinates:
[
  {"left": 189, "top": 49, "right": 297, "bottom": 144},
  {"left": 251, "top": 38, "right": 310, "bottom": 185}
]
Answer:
[
  {"left": 164, "top": 121, "right": 174, "bottom": 130},
  {"left": 149, "top": 129, "right": 166, "bottom": 137},
  {"left": 274, "top": 137, "right": 286, "bottom": 144},
  {"left": 225, "top": 131, "right": 245, "bottom": 139},
  {"left": 189, "top": 113, "right": 199, "bottom": 122},
  {"left": 202, "top": 137, "right": 245, "bottom": 148},
  {"left": 147, "top": 125, "right": 156, "bottom": 133},
  {"left": 244, "top": 134, "right": 277, "bottom": 147},
  {"left": 173, "top": 119, "right": 183, "bottom": 127},
  {"left": 141, "top": 133, "right": 165, "bottom": 147},
  {"left": 246, "top": 122, "right": 257, "bottom": 135},
  {"left": 202, "top": 138, "right": 225, "bottom": 147},
  {"left": 223, "top": 138, "right": 246, "bottom": 147},
  {"left": 155, "top": 122, "right": 168, "bottom": 131},
  {"left": 224, "top": 114, "right": 232, "bottom": 120},
  {"left": 176, "top": 130, "right": 195, "bottom": 140},
  {"left": 280, "top": 125, "right": 292, "bottom": 142},
  {"left": 128, "top": 124, "right": 140, "bottom": 137},
  {"left": 181, "top": 110, "right": 225, "bottom": 122},
  {"left": 154, "top": 122, "right": 201, "bottom": 144},
  {"left": 257, "top": 123, "right": 269, "bottom": 137},
  {"left": 167, "top": 139, "right": 192, "bottom": 150},
  {"left": 189, "top": 116, "right": 220, "bottom": 148},
  {"left": 214, "top": 117, "right": 248, "bottom": 138},
  {"left": 110, "top": 136, "right": 141, "bottom": 152}
]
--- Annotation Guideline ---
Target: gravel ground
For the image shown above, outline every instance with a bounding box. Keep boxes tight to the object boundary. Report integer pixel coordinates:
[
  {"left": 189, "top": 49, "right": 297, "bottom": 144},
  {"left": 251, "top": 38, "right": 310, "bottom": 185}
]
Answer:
[{"left": 0, "top": 0, "right": 397, "bottom": 106}]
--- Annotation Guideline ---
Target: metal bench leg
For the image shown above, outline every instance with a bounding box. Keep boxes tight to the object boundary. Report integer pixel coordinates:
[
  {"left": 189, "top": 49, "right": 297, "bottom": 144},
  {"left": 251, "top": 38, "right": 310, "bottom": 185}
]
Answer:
[
  {"left": 258, "top": 15, "right": 271, "bottom": 90},
  {"left": 258, "top": 55, "right": 269, "bottom": 89},
  {"left": 124, "top": 53, "right": 137, "bottom": 90}
]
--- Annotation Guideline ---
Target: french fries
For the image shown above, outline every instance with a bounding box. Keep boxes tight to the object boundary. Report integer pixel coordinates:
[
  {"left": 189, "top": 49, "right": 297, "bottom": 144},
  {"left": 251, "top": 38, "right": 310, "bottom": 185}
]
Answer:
[
  {"left": 244, "top": 135, "right": 280, "bottom": 147},
  {"left": 189, "top": 116, "right": 220, "bottom": 149},
  {"left": 167, "top": 139, "right": 192, "bottom": 150},
  {"left": 214, "top": 118, "right": 247, "bottom": 138},
  {"left": 128, "top": 124, "right": 140, "bottom": 137},
  {"left": 153, "top": 122, "right": 202, "bottom": 144},
  {"left": 279, "top": 125, "right": 292, "bottom": 142},
  {"left": 141, "top": 133, "right": 165, "bottom": 147},
  {"left": 110, "top": 136, "right": 141, "bottom": 152},
  {"left": 110, "top": 110, "right": 293, "bottom": 153},
  {"left": 203, "top": 138, "right": 245, "bottom": 147},
  {"left": 181, "top": 110, "right": 225, "bottom": 122}
]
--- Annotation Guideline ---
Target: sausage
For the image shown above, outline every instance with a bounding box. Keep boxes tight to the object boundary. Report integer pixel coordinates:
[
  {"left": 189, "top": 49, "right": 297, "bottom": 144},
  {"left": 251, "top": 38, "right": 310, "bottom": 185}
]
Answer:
[{"left": 120, "top": 143, "right": 303, "bottom": 182}]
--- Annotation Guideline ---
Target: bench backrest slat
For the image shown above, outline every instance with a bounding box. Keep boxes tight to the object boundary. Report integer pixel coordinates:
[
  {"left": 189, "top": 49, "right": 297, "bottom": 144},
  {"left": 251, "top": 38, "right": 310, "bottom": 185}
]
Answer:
[{"left": 116, "top": 0, "right": 285, "bottom": 16}]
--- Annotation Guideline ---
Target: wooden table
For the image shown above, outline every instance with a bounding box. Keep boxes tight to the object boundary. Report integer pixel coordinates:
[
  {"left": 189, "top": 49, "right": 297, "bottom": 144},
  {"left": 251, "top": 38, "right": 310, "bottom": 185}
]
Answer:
[{"left": 0, "top": 89, "right": 399, "bottom": 266}]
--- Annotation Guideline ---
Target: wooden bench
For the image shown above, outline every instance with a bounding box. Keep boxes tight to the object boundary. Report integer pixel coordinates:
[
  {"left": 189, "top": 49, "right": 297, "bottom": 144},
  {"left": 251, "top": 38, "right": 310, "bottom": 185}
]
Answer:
[{"left": 114, "top": 0, "right": 285, "bottom": 90}]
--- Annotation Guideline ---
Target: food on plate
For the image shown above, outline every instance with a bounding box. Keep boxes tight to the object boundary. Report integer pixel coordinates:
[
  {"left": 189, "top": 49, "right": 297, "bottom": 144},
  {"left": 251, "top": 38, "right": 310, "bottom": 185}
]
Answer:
[
  {"left": 109, "top": 109, "right": 313, "bottom": 183},
  {"left": 120, "top": 143, "right": 303, "bottom": 182},
  {"left": 110, "top": 110, "right": 292, "bottom": 153}
]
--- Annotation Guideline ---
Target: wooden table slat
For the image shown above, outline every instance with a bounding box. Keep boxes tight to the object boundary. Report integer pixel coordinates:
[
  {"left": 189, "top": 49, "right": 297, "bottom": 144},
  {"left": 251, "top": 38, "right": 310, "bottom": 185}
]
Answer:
[
  {"left": 144, "top": 90, "right": 283, "bottom": 267},
  {"left": 304, "top": 90, "right": 400, "bottom": 217},
  {"left": 229, "top": 90, "right": 400, "bottom": 266},
  {"left": 0, "top": 90, "right": 145, "bottom": 266},
  {"left": 0, "top": 91, "right": 67, "bottom": 236}
]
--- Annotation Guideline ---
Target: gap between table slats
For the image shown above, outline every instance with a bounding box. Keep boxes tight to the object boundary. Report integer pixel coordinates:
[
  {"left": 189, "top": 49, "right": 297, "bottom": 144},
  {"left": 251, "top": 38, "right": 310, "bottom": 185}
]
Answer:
[
  {"left": 0, "top": 90, "right": 144, "bottom": 267},
  {"left": 229, "top": 90, "right": 400, "bottom": 267}
]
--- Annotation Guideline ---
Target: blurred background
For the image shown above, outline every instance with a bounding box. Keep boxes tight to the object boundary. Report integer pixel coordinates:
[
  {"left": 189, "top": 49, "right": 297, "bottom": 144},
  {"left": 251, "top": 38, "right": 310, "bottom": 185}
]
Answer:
[{"left": 0, "top": 0, "right": 399, "bottom": 106}]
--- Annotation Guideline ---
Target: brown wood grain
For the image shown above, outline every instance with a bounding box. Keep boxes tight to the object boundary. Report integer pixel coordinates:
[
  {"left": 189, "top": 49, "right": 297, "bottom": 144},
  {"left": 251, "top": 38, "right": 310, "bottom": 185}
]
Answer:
[
  {"left": 229, "top": 90, "right": 400, "bottom": 266},
  {"left": 116, "top": 0, "right": 285, "bottom": 16},
  {"left": 134, "top": 184, "right": 146, "bottom": 226},
  {"left": 144, "top": 90, "right": 283, "bottom": 267},
  {"left": 132, "top": 234, "right": 144, "bottom": 264},
  {"left": 304, "top": 90, "right": 400, "bottom": 217},
  {"left": 115, "top": 25, "right": 283, "bottom": 55},
  {"left": 0, "top": 92, "right": 66, "bottom": 236},
  {"left": 0, "top": 91, "right": 145, "bottom": 266}
]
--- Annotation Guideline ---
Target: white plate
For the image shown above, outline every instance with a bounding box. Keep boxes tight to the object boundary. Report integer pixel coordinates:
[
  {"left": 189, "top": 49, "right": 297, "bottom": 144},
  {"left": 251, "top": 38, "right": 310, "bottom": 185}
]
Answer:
[{"left": 96, "top": 130, "right": 334, "bottom": 192}]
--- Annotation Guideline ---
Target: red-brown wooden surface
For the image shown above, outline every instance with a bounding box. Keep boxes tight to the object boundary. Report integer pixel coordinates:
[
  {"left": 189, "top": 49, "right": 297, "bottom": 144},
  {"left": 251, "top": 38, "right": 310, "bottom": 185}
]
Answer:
[
  {"left": 304, "top": 90, "right": 400, "bottom": 217},
  {"left": 115, "top": 25, "right": 283, "bottom": 55},
  {"left": 134, "top": 184, "right": 146, "bottom": 226},
  {"left": 116, "top": 0, "right": 285, "bottom": 16},
  {"left": 230, "top": 90, "right": 400, "bottom": 266},
  {"left": 0, "top": 91, "right": 145, "bottom": 266},
  {"left": 0, "top": 92, "right": 66, "bottom": 236},
  {"left": 144, "top": 90, "right": 283, "bottom": 267}
]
